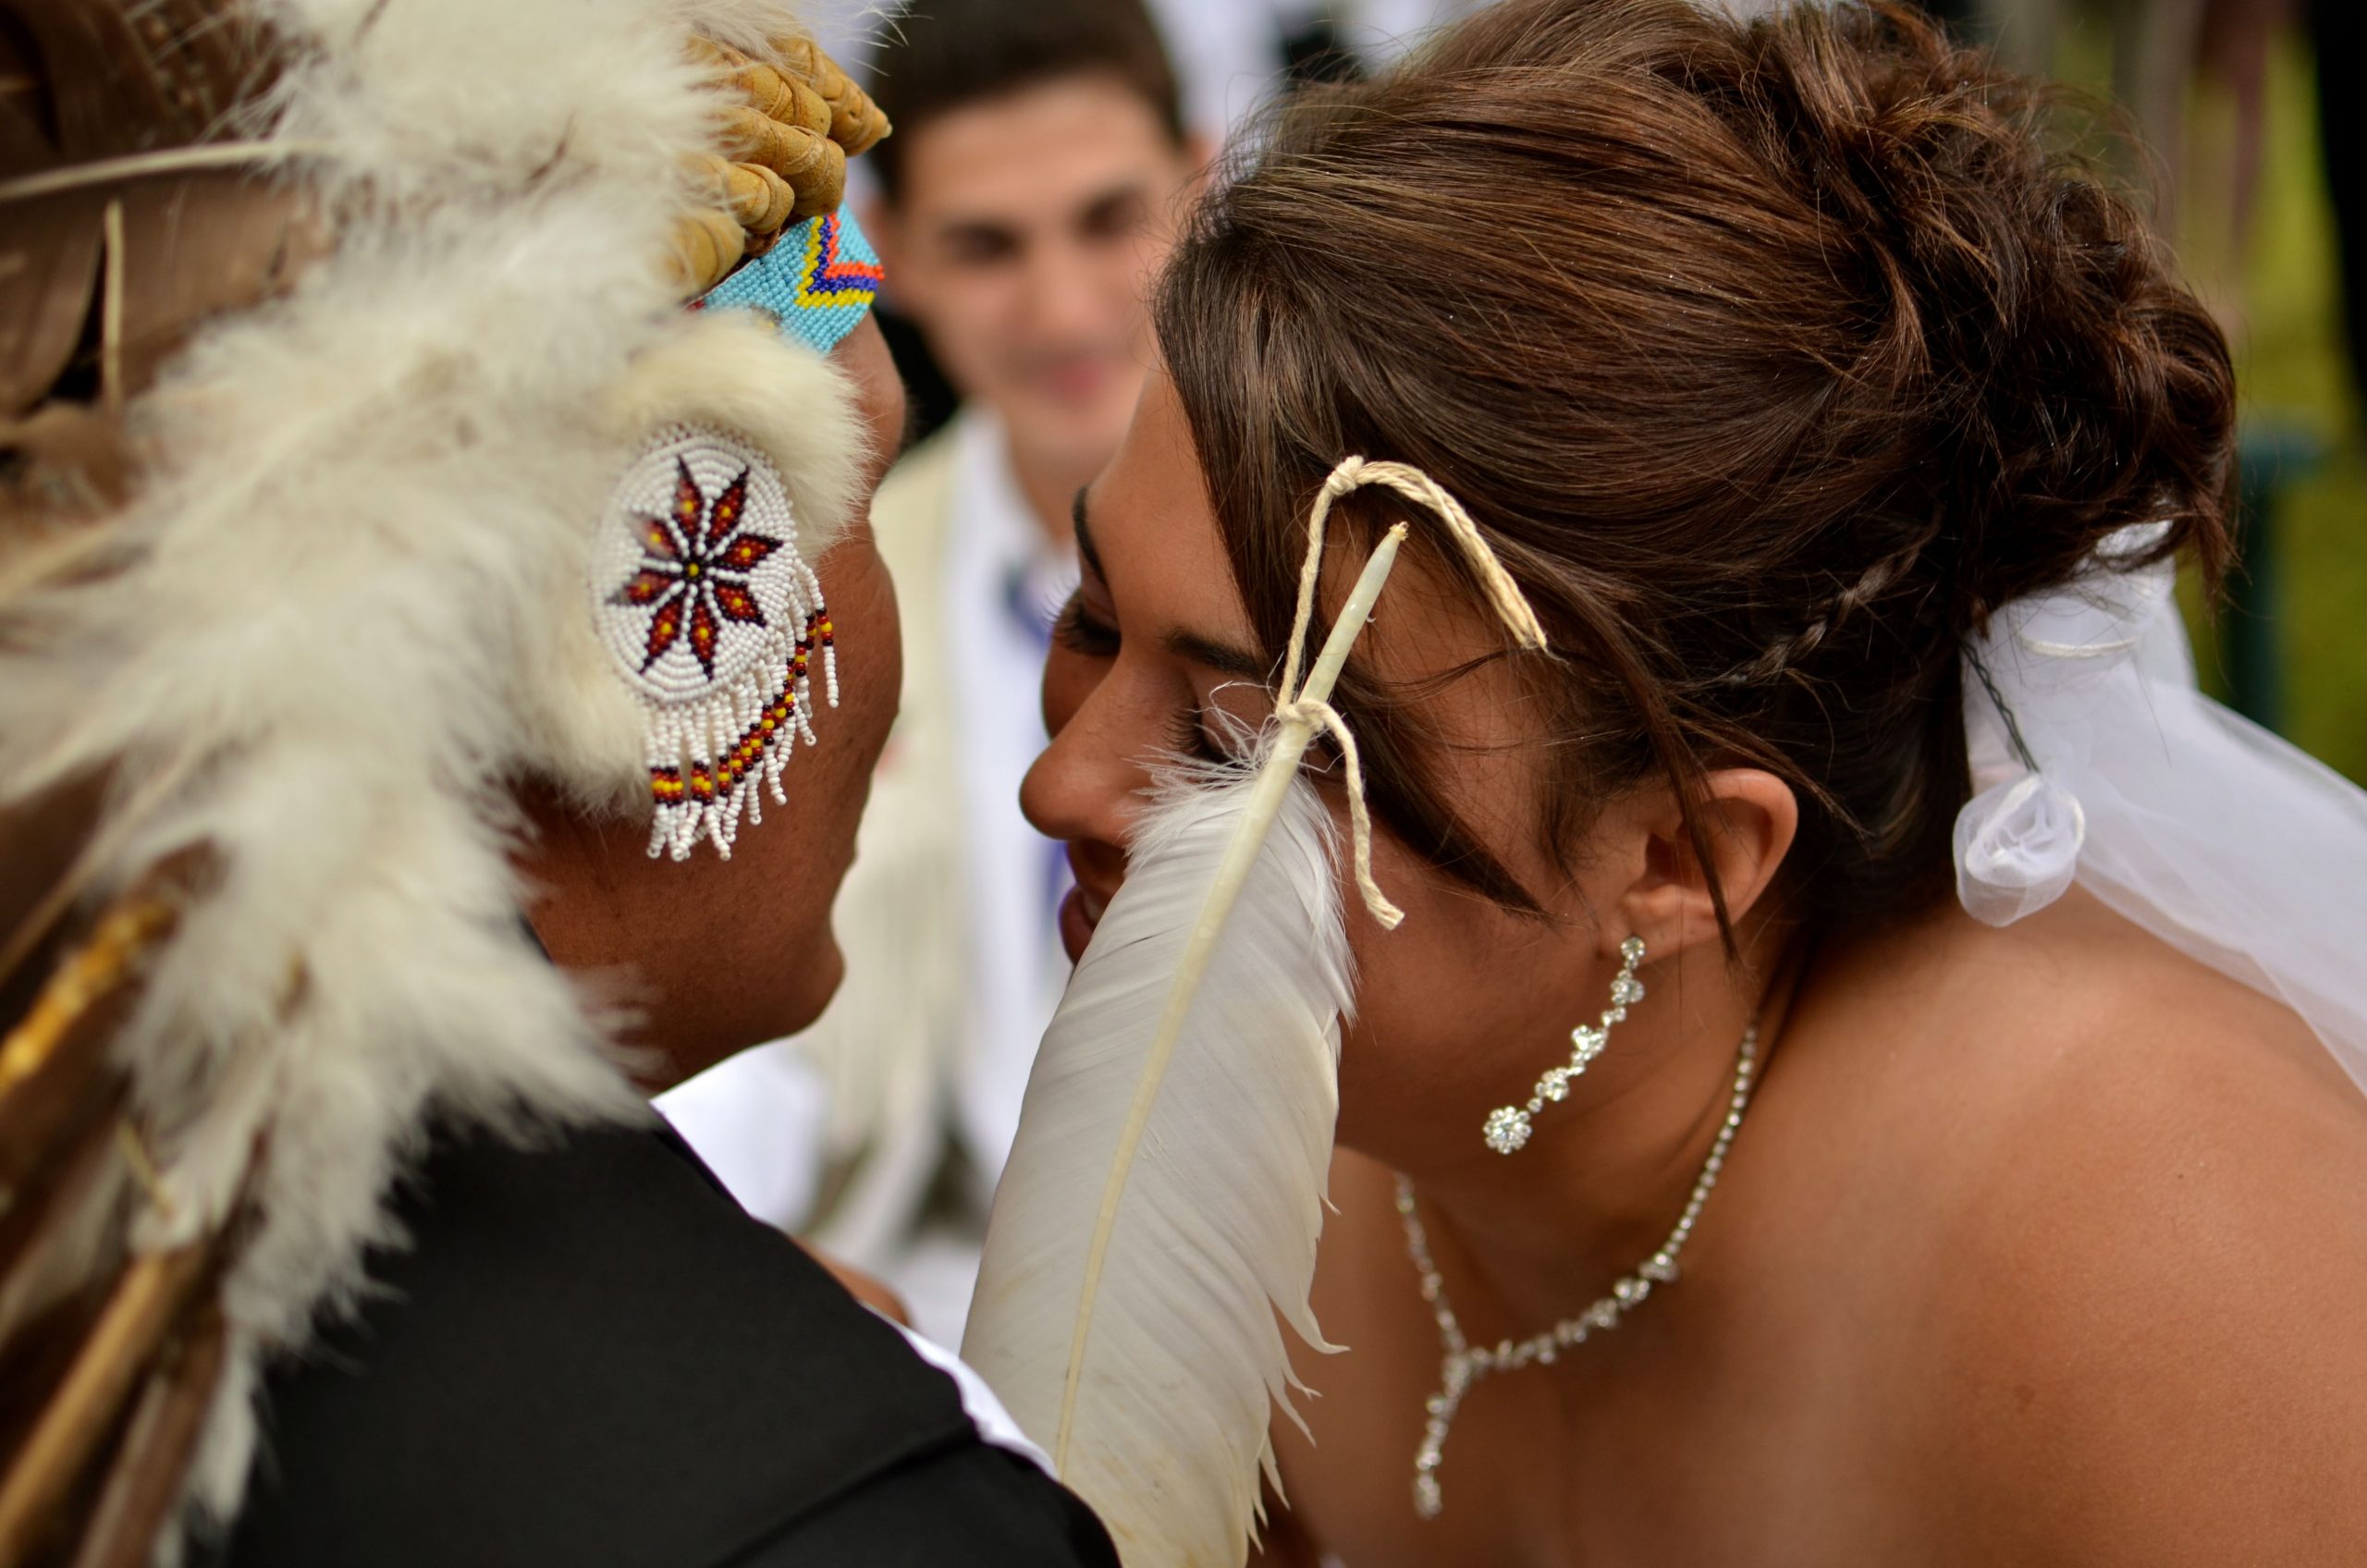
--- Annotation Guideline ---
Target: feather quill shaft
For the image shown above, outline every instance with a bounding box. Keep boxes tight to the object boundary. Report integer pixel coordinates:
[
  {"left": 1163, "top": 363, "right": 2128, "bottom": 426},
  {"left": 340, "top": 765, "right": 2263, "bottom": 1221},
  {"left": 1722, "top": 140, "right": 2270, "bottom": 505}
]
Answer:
[
  {"left": 966, "top": 526, "right": 1404, "bottom": 1567},
  {"left": 970, "top": 457, "right": 1545, "bottom": 1564},
  {"left": 1054, "top": 525, "right": 1404, "bottom": 1466}
]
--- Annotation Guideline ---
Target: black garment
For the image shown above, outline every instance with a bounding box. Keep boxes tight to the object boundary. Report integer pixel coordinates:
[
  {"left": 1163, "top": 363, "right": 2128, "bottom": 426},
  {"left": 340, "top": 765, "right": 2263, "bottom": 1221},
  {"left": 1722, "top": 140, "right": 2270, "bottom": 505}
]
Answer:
[{"left": 209, "top": 1120, "right": 1116, "bottom": 1568}]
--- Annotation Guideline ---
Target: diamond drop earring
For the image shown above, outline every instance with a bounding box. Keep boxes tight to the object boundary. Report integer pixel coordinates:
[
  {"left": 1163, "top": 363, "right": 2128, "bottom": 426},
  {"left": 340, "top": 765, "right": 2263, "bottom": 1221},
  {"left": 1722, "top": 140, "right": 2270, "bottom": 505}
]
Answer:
[{"left": 1482, "top": 935, "right": 1648, "bottom": 1154}]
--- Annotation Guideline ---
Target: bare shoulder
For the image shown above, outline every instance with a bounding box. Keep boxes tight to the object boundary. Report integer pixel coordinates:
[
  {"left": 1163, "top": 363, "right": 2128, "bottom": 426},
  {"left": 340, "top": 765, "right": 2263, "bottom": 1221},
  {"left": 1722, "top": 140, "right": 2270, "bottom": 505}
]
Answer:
[{"left": 1833, "top": 892, "right": 2367, "bottom": 1558}]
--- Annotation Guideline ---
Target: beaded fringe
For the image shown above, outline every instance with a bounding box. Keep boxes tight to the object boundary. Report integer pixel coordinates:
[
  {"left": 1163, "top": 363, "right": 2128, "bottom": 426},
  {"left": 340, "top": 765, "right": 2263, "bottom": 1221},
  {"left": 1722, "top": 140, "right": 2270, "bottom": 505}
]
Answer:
[{"left": 644, "top": 594, "right": 837, "bottom": 860}]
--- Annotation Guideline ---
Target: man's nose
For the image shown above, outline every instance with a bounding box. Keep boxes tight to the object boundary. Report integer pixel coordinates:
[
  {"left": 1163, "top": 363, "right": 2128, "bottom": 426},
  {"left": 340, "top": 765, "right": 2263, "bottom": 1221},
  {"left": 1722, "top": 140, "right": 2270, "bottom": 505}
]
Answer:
[{"left": 1017, "top": 239, "right": 1110, "bottom": 340}]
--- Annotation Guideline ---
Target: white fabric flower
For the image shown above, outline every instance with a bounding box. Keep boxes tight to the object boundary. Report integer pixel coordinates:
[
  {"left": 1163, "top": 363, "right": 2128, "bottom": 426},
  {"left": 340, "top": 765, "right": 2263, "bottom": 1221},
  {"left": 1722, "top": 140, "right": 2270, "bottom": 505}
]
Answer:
[
  {"left": 1933, "top": 518, "right": 2367, "bottom": 1099},
  {"left": 1952, "top": 772, "right": 2088, "bottom": 927}
]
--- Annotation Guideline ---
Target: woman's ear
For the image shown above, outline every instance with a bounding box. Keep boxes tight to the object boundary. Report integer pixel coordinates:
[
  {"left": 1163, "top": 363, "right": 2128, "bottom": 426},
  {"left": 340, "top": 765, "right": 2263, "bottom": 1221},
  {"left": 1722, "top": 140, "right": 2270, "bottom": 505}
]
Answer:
[{"left": 1615, "top": 769, "right": 1797, "bottom": 958}]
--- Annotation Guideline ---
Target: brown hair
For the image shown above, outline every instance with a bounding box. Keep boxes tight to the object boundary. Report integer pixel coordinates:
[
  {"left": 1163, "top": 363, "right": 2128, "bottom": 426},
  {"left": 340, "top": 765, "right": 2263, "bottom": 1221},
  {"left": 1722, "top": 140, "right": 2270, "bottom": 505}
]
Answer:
[
  {"left": 865, "top": 0, "right": 1184, "bottom": 202},
  {"left": 1156, "top": 0, "right": 2236, "bottom": 935}
]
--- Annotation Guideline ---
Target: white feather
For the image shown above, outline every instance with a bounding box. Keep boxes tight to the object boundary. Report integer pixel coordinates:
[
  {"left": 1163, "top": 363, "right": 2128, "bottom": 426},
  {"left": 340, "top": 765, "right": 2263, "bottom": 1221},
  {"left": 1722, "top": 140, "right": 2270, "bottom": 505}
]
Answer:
[{"left": 963, "top": 757, "right": 1352, "bottom": 1568}]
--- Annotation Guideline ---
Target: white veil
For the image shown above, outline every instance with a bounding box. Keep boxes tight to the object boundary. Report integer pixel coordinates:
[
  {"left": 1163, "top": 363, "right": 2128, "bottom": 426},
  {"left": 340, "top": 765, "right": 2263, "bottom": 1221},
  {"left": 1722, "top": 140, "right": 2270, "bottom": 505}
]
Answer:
[{"left": 1953, "top": 522, "right": 2367, "bottom": 1091}]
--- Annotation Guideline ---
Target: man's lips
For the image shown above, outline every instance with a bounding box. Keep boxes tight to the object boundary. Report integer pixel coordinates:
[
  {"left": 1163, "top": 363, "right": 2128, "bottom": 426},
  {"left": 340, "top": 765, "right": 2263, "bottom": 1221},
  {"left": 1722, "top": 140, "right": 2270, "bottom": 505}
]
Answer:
[{"left": 1020, "top": 348, "right": 1125, "bottom": 405}]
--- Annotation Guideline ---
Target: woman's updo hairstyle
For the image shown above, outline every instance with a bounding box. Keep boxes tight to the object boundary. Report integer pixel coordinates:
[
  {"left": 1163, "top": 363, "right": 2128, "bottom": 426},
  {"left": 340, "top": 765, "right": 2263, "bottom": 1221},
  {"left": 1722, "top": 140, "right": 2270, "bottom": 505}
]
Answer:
[{"left": 1157, "top": 0, "right": 2235, "bottom": 933}]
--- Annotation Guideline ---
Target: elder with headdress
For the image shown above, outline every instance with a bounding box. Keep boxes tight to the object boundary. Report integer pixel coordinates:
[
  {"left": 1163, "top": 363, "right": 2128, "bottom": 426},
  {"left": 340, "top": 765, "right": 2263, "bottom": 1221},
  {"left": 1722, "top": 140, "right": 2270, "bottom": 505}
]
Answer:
[{"left": 0, "top": 5, "right": 1113, "bottom": 1565}]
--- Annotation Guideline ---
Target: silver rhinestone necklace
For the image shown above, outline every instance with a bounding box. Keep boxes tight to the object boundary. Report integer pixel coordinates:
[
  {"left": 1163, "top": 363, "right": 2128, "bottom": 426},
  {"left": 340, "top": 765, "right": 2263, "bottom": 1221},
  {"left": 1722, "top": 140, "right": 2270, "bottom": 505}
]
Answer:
[{"left": 1394, "top": 1022, "right": 1760, "bottom": 1520}]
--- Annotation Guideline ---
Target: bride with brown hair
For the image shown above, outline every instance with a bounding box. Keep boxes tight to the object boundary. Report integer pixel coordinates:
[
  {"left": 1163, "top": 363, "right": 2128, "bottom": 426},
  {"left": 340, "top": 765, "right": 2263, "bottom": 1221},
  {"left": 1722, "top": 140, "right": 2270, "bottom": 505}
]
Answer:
[{"left": 976, "top": 0, "right": 2367, "bottom": 1562}]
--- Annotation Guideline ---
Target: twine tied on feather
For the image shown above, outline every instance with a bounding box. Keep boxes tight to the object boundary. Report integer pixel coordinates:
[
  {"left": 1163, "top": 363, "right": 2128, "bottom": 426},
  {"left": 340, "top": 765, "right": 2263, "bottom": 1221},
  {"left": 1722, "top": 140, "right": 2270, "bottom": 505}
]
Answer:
[
  {"left": 1276, "top": 457, "right": 1550, "bottom": 930},
  {"left": 963, "top": 456, "right": 1545, "bottom": 1567}
]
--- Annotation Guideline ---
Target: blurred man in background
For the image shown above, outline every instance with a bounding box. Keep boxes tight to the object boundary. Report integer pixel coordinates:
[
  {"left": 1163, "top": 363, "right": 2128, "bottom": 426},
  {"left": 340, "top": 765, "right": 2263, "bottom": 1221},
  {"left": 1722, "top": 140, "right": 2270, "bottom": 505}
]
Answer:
[{"left": 661, "top": 0, "right": 1205, "bottom": 1343}]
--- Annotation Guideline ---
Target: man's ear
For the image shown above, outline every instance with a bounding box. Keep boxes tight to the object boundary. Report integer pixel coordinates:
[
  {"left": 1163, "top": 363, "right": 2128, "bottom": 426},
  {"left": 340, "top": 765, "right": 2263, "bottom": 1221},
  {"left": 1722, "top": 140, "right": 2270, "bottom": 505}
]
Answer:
[{"left": 1615, "top": 769, "right": 1797, "bottom": 959}]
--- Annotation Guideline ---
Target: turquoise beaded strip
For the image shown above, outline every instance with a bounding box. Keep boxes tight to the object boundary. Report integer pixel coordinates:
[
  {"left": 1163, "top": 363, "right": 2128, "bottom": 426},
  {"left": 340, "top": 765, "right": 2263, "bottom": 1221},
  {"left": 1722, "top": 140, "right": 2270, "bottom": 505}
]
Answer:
[{"left": 696, "top": 202, "right": 883, "bottom": 356}]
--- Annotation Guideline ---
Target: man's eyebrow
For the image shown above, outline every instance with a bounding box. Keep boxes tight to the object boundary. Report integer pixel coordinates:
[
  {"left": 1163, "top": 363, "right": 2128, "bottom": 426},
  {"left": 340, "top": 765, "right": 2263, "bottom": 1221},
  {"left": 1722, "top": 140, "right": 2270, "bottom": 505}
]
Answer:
[
  {"left": 1072, "top": 488, "right": 1103, "bottom": 578},
  {"left": 934, "top": 215, "right": 1019, "bottom": 248},
  {"left": 1079, "top": 182, "right": 1150, "bottom": 224}
]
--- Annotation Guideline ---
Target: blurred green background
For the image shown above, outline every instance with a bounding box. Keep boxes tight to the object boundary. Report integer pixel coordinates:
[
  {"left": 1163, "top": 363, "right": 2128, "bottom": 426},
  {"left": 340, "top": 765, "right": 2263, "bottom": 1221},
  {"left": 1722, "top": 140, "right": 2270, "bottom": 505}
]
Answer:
[{"left": 2054, "top": 18, "right": 2367, "bottom": 780}]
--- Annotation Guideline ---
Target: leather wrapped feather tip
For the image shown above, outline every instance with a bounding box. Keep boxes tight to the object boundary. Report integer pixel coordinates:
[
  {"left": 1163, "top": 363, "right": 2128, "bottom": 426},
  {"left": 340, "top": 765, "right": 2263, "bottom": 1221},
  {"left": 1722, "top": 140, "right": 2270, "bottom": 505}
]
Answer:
[{"left": 669, "top": 31, "right": 890, "bottom": 296}]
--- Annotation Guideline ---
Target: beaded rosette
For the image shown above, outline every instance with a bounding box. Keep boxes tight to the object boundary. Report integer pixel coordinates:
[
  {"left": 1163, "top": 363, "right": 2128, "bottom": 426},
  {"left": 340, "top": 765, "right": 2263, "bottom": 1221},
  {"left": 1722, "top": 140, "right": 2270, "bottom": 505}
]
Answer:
[{"left": 591, "top": 422, "right": 837, "bottom": 859}]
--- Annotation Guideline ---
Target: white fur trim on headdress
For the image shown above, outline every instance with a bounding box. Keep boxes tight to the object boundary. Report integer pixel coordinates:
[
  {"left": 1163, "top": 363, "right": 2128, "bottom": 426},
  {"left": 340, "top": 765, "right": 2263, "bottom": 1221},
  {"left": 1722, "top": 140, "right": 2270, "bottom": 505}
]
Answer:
[
  {"left": 516, "top": 310, "right": 865, "bottom": 815},
  {"left": 0, "top": 0, "right": 869, "bottom": 1550}
]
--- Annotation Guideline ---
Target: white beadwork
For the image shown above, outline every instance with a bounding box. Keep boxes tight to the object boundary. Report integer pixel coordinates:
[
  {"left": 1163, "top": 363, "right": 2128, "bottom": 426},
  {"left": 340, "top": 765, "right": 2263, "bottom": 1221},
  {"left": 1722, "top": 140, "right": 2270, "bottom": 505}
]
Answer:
[
  {"left": 1481, "top": 937, "right": 1649, "bottom": 1155},
  {"left": 590, "top": 423, "right": 838, "bottom": 861},
  {"left": 1404, "top": 1020, "right": 1760, "bottom": 1520}
]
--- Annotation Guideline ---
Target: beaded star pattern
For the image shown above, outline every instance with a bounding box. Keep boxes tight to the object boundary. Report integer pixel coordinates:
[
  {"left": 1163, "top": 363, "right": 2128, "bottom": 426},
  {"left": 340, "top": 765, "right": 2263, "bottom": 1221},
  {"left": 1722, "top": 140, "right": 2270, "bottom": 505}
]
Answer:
[{"left": 592, "top": 423, "right": 837, "bottom": 859}]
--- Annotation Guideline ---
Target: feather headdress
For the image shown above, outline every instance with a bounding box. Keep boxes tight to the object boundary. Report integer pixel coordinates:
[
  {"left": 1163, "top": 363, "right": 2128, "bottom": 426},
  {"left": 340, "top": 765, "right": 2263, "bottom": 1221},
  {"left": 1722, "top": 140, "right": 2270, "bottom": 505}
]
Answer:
[
  {"left": 0, "top": 4, "right": 885, "bottom": 1562},
  {"left": 963, "top": 459, "right": 1548, "bottom": 1566}
]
